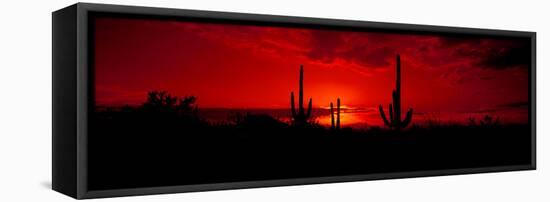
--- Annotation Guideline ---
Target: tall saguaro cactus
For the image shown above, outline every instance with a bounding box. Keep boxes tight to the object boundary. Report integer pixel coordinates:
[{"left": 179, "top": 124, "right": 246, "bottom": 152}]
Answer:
[
  {"left": 330, "top": 98, "right": 341, "bottom": 130},
  {"left": 379, "top": 55, "right": 413, "bottom": 129},
  {"left": 290, "top": 65, "right": 313, "bottom": 126}
]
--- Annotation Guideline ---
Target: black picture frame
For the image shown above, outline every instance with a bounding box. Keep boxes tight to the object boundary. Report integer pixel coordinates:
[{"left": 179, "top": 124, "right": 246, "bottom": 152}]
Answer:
[{"left": 53, "top": 2, "right": 536, "bottom": 199}]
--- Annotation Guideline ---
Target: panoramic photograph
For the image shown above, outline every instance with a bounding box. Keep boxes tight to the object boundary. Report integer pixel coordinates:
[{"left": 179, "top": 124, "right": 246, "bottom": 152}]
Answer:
[{"left": 88, "top": 15, "right": 532, "bottom": 190}]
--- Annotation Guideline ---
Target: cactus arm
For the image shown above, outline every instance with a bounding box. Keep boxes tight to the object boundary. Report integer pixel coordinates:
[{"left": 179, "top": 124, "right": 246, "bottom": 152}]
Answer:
[
  {"left": 379, "top": 105, "right": 391, "bottom": 126},
  {"left": 290, "top": 92, "right": 296, "bottom": 118},
  {"left": 401, "top": 108, "right": 413, "bottom": 128}
]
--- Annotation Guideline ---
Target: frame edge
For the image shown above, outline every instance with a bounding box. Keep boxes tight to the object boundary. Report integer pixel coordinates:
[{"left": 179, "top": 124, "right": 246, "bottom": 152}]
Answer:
[
  {"left": 52, "top": 3, "right": 79, "bottom": 199},
  {"left": 69, "top": 2, "right": 537, "bottom": 199}
]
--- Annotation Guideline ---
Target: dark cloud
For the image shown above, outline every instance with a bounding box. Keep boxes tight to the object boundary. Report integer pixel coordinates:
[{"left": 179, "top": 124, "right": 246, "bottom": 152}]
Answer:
[
  {"left": 306, "top": 30, "right": 345, "bottom": 63},
  {"left": 438, "top": 36, "right": 483, "bottom": 47},
  {"left": 306, "top": 31, "right": 395, "bottom": 68},
  {"left": 478, "top": 43, "right": 531, "bottom": 70},
  {"left": 344, "top": 45, "right": 394, "bottom": 67},
  {"left": 305, "top": 32, "right": 529, "bottom": 72},
  {"left": 438, "top": 37, "right": 531, "bottom": 70}
]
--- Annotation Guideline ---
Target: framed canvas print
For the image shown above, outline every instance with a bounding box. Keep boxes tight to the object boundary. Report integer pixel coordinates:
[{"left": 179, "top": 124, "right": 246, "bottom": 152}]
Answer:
[{"left": 52, "top": 3, "right": 536, "bottom": 199}]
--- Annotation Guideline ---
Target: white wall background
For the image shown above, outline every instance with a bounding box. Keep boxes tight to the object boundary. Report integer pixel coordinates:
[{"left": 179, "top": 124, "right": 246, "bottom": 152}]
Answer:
[{"left": 0, "top": 0, "right": 547, "bottom": 201}]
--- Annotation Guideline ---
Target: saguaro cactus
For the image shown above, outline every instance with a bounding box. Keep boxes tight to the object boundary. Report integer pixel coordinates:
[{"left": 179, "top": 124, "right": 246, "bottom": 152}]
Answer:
[
  {"left": 290, "top": 65, "right": 313, "bottom": 126},
  {"left": 379, "top": 55, "right": 413, "bottom": 129},
  {"left": 330, "top": 98, "right": 341, "bottom": 130}
]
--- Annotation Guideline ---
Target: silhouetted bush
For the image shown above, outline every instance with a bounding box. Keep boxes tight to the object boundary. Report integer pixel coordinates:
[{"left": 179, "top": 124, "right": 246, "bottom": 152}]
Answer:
[{"left": 89, "top": 89, "right": 530, "bottom": 191}]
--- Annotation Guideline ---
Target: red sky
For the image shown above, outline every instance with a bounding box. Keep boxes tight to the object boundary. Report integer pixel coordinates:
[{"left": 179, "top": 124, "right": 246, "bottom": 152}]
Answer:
[{"left": 94, "top": 16, "right": 530, "bottom": 122}]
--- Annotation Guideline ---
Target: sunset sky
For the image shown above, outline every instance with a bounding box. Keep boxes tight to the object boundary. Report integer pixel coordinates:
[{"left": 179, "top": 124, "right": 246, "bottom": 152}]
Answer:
[{"left": 94, "top": 16, "right": 530, "bottom": 124}]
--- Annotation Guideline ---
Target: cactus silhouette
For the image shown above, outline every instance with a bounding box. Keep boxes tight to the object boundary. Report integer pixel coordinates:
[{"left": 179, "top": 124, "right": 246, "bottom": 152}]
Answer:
[
  {"left": 379, "top": 55, "right": 413, "bottom": 129},
  {"left": 330, "top": 98, "right": 341, "bottom": 130},
  {"left": 290, "top": 65, "right": 313, "bottom": 126}
]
